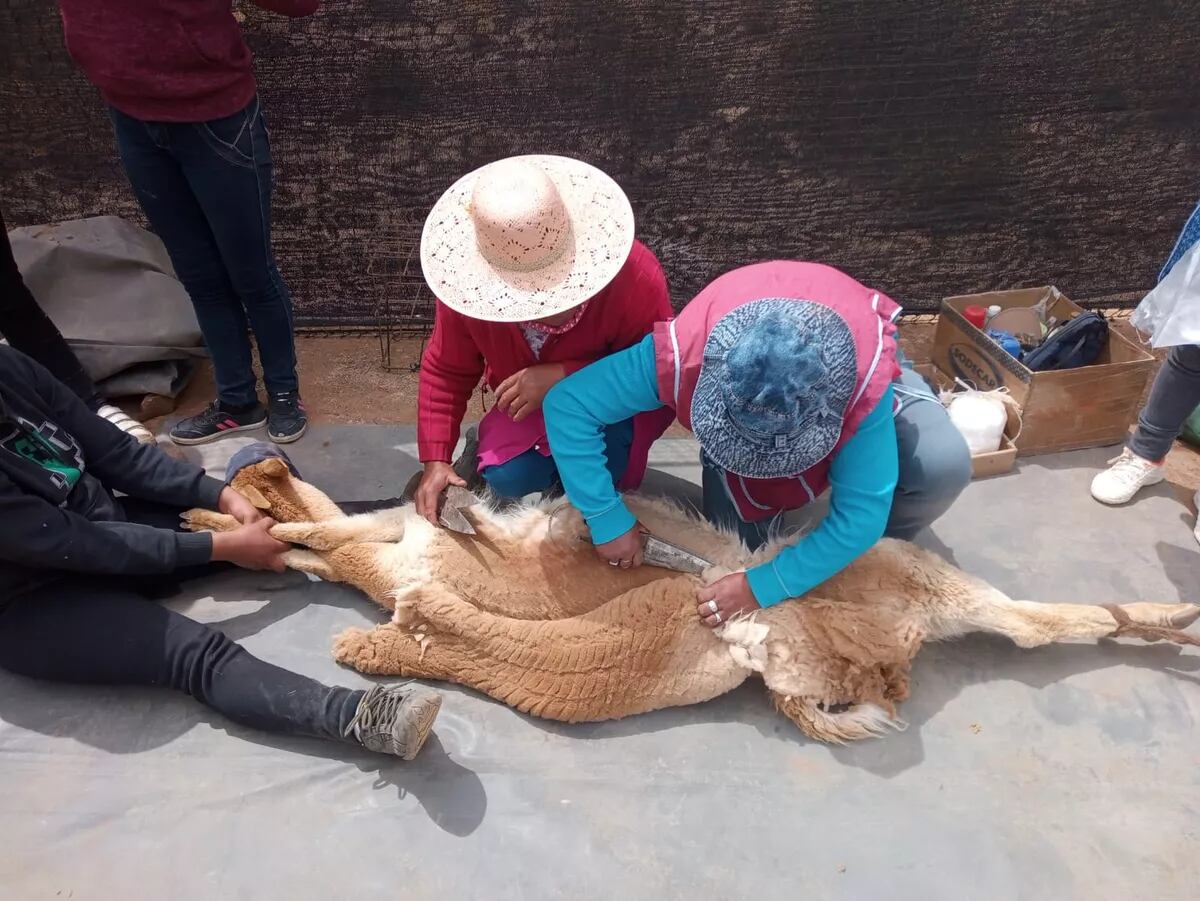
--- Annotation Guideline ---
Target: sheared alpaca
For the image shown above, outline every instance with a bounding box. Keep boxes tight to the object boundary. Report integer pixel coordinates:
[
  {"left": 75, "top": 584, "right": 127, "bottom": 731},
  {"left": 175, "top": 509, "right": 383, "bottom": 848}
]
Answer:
[{"left": 183, "top": 458, "right": 1200, "bottom": 743}]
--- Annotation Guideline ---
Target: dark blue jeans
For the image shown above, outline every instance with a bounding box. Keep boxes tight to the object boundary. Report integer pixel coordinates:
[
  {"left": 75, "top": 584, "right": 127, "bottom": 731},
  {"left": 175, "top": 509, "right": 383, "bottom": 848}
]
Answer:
[
  {"left": 482, "top": 418, "right": 635, "bottom": 499},
  {"left": 109, "top": 97, "right": 298, "bottom": 408}
]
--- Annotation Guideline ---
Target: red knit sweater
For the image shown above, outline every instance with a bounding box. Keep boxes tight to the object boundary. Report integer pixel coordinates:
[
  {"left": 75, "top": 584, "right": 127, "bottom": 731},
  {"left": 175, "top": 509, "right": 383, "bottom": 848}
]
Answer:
[
  {"left": 58, "top": 0, "right": 319, "bottom": 122},
  {"left": 418, "top": 240, "right": 672, "bottom": 463}
]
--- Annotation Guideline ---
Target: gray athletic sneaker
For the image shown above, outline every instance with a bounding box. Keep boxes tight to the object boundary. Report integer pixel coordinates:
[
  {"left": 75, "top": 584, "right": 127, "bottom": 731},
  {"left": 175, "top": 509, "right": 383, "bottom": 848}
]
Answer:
[{"left": 345, "top": 683, "right": 442, "bottom": 760}]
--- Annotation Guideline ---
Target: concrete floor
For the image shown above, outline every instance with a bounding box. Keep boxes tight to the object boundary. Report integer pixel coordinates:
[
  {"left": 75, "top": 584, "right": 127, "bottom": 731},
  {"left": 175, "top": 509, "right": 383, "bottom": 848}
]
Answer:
[{"left": 2, "top": 426, "right": 1199, "bottom": 899}]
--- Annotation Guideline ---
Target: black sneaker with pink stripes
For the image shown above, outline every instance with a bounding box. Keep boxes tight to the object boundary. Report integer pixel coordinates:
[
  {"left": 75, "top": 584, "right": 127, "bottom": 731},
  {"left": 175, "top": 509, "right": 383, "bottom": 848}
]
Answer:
[
  {"left": 267, "top": 391, "right": 308, "bottom": 444},
  {"left": 169, "top": 401, "right": 267, "bottom": 446}
]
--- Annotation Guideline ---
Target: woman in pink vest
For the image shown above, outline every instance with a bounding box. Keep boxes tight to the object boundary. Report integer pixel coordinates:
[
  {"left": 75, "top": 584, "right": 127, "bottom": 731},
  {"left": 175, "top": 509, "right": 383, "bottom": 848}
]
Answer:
[{"left": 545, "top": 261, "right": 971, "bottom": 626}]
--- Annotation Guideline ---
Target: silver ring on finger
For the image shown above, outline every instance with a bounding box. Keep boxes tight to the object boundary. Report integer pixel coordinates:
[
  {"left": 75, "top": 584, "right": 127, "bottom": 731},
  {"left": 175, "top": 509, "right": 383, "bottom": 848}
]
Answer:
[
  {"left": 608, "top": 560, "right": 619, "bottom": 567},
  {"left": 706, "top": 600, "right": 719, "bottom": 614},
  {"left": 713, "top": 611, "right": 722, "bottom": 624}
]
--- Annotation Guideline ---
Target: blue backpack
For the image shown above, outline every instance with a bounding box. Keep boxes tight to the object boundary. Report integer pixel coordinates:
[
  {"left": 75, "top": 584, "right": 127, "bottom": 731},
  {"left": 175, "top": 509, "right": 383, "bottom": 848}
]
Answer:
[{"left": 1021, "top": 311, "right": 1109, "bottom": 372}]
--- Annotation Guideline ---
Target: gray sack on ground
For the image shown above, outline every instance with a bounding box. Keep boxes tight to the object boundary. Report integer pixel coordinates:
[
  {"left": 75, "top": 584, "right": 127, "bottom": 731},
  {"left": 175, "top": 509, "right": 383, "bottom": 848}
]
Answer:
[{"left": 7, "top": 215, "right": 206, "bottom": 399}]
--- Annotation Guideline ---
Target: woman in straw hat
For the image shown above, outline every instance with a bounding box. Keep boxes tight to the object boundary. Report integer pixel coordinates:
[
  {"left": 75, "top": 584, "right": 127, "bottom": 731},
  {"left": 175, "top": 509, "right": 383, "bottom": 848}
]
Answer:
[
  {"left": 411, "top": 155, "right": 675, "bottom": 522},
  {"left": 545, "top": 261, "right": 972, "bottom": 626}
]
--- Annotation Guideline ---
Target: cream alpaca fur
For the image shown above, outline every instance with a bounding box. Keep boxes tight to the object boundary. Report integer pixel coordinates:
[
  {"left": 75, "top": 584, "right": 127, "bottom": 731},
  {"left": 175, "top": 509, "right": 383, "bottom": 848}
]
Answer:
[{"left": 183, "top": 459, "right": 1200, "bottom": 743}]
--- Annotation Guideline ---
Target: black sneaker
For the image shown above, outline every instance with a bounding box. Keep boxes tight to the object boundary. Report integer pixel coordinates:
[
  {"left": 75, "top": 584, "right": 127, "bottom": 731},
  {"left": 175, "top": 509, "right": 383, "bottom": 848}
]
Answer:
[
  {"left": 345, "top": 683, "right": 442, "bottom": 760},
  {"left": 267, "top": 391, "right": 308, "bottom": 444},
  {"left": 401, "top": 425, "right": 480, "bottom": 502},
  {"left": 169, "top": 401, "right": 266, "bottom": 446},
  {"left": 451, "top": 424, "right": 482, "bottom": 490}
]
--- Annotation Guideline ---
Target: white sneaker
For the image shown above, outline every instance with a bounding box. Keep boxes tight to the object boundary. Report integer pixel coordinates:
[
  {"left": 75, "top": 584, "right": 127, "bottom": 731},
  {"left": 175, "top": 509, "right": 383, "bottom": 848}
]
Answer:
[
  {"left": 1090, "top": 449, "right": 1165, "bottom": 505},
  {"left": 95, "top": 403, "right": 155, "bottom": 445}
]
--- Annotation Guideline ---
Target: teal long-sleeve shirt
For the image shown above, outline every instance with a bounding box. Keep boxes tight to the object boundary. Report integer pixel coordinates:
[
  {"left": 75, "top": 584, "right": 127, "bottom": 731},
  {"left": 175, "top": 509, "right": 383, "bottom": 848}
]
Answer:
[{"left": 543, "top": 335, "right": 899, "bottom": 607}]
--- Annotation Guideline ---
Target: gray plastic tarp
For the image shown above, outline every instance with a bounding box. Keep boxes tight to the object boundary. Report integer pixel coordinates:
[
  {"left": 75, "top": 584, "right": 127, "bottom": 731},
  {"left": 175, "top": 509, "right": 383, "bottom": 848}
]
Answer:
[{"left": 8, "top": 215, "right": 206, "bottom": 398}]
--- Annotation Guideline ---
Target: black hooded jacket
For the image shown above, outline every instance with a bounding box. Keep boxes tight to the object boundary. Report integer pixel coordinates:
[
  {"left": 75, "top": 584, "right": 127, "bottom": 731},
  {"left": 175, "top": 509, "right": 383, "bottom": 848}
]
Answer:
[{"left": 0, "top": 347, "right": 223, "bottom": 599}]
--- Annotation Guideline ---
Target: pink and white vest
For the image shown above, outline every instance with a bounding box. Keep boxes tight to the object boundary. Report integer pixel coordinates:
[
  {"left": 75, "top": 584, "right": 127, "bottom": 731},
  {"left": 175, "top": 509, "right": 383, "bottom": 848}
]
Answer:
[{"left": 652, "top": 261, "right": 901, "bottom": 522}]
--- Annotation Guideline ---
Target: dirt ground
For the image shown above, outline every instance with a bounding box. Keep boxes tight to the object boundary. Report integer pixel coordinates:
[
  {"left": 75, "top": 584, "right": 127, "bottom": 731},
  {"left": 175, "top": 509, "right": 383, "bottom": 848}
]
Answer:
[{"left": 144, "top": 320, "right": 1200, "bottom": 501}]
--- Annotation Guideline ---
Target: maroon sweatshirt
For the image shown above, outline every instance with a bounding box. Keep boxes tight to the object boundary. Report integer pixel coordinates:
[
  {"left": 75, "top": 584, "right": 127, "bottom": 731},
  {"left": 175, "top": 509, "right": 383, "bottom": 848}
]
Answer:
[{"left": 58, "top": 0, "right": 319, "bottom": 123}]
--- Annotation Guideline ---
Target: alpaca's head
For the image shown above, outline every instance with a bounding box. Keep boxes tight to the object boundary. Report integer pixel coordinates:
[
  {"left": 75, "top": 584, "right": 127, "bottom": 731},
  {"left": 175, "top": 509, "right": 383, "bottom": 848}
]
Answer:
[
  {"left": 704, "top": 602, "right": 920, "bottom": 742},
  {"left": 230, "top": 458, "right": 343, "bottom": 523},
  {"left": 749, "top": 598, "right": 921, "bottom": 715}
]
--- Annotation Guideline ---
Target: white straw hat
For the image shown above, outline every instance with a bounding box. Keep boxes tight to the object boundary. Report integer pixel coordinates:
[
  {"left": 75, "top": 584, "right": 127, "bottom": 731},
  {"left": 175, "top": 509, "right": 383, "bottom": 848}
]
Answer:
[{"left": 419, "top": 154, "right": 635, "bottom": 322}]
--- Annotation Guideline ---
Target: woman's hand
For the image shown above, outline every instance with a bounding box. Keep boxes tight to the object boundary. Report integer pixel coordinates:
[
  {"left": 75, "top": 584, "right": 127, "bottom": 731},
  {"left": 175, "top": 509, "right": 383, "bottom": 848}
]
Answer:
[
  {"left": 218, "top": 486, "right": 264, "bottom": 525},
  {"left": 414, "top": 461, "right": 467, "bottom": 526},
  {"left": 696, "top": 572, "right": 760, "bottom": 628},
  {"left": 495, "top": 363, "right": 567, "bottom": 422},
  {"left": 211, "top": 518, "right": 290, "bottom": 572},
  {"left": 595, "top": 523, "right": 645, "bottom": 569}
]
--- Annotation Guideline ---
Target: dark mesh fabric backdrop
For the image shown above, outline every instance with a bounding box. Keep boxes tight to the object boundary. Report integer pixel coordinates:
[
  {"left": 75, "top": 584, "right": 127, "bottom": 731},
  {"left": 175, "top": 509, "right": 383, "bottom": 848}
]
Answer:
[{"left": 2, "top": 0, "right": 1199, "bottom": 325}]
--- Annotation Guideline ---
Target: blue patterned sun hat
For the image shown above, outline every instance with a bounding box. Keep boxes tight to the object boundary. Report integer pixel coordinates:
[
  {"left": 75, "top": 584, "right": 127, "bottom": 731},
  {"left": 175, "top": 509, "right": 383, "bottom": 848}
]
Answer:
[{"left": 691, "top": 299, "right": 858, "bottom": 479}]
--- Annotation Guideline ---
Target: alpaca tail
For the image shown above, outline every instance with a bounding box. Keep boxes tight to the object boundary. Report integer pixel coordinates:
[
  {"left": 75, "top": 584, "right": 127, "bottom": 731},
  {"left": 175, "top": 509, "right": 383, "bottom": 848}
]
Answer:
[{"left": 770, "top": 692, "right": 906, "bottom": 744}]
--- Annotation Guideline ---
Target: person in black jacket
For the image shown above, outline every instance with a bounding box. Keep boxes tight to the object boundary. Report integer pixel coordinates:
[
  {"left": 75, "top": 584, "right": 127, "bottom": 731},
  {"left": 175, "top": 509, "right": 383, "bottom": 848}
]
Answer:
[{"left": 0, "top": 346, "right": 441, "bottom": 759}]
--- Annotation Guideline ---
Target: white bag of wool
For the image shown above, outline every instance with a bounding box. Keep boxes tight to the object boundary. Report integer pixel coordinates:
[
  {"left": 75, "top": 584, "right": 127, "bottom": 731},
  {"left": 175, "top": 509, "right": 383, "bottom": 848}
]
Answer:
[{"left": 938, "top": 382, "right": 1018, "bottom": 455}]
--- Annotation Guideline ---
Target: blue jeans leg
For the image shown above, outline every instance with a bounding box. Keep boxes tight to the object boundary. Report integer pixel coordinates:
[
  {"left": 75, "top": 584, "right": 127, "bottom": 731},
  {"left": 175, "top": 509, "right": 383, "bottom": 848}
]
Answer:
[
  {"left": 1128, "top": 344, "right": 1200, "bottom": 462},
  {"left": 482, "top": 418, "right": 636, "bottom": 500},
  {"left": 177, "top": 100, "right": 297, "bottom": 397},
  {"left": 110, "top": 98, "right": 299, "bottom": 404},
  {"left": 482, "top": 449, "right": 559, "bottom": 499},
  {"left": 110, "top": 107, "right": 258, "bottom": 407}
]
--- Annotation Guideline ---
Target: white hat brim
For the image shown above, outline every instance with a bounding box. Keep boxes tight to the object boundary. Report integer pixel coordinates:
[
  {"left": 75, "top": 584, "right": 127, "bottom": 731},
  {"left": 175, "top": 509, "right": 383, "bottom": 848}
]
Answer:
[{"left": 420, "top": 155, "right": 635, "bottom": 322}]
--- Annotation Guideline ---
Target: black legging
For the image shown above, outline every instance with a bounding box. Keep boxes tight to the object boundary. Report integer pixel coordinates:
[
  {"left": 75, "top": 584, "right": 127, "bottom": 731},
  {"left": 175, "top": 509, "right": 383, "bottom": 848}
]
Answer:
[
  {"left": 0, "top": 498, "right": 364, "bottom": 743},
  {"left": 0, "top": 206, "right": 101, "bottom": 407}
]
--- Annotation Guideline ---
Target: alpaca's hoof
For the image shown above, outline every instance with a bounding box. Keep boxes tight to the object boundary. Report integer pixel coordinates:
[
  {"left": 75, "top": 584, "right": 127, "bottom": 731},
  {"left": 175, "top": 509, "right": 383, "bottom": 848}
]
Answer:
[
  {"left": 332, "top": 627, "right": 370, "bottom": 666},
  {"left": 1119, "top": 602, "right": 1200, "bottom": 631},
  {"left": 179, "top": 509, "right": 238, "bottom": 533}
]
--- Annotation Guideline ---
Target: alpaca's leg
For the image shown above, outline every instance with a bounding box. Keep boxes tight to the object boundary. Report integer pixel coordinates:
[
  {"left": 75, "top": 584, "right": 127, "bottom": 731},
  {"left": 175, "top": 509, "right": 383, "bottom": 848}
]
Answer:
[
  {"left": 332, "top": 623, "right": 441, "bottom": 677},
  {"left": 943, "top": 593, "right": 1200, "bottom": 648},
  {"left": 179, "top": 510, "right": 240, "bottom": 533},
  {"left": 180, "top": 509, "right": 354, "bottom": 584},
  {"left": 281, "top": 549, "right": 340, "bottom": 582},
  {"left": 316, "top": 543, "right": 424, "bottom": 611},
  {"left": 288, "top": 478, "right": 347, "bottom": 522},
  {"left": 269, "top": 508, "right": 412, "bottom": 550}
]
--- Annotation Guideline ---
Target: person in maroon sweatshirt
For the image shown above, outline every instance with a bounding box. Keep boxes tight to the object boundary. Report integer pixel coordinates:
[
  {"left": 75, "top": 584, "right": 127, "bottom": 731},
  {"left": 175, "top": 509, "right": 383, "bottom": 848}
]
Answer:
[{"left": 57, "top": 0, "right": 318, "bottom": 446}]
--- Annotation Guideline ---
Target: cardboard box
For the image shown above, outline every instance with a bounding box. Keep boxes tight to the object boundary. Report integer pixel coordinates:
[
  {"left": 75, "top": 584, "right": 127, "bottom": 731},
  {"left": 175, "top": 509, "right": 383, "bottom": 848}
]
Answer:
[
  {"left": 915, "top": 363, "right": 1020, "bottom": 479},
  {"left": 930, "top": 287, "right": 1155, "bottom": 456}
]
